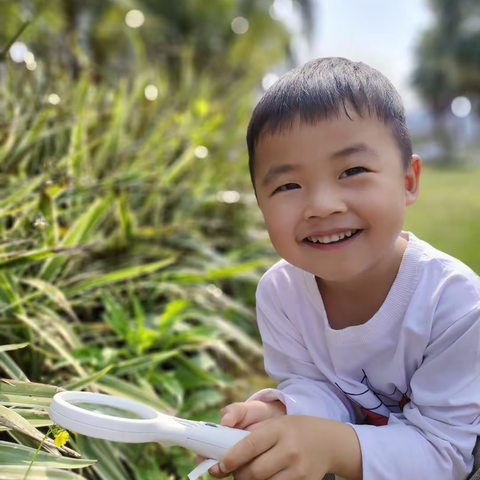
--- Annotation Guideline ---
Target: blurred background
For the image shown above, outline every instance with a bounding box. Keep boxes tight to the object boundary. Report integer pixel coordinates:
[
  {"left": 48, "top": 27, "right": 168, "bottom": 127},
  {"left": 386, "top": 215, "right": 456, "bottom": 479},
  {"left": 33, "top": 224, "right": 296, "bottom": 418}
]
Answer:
[{"left": 0, "top": 1, "right": 479, "bottom": 479}]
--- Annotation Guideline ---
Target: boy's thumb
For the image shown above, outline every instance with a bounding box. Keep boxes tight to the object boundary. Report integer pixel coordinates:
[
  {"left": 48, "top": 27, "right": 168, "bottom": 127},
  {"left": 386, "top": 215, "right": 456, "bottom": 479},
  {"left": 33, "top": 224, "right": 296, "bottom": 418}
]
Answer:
[{"left": 220, "top": 412, "right": 235, "bottom": 427}]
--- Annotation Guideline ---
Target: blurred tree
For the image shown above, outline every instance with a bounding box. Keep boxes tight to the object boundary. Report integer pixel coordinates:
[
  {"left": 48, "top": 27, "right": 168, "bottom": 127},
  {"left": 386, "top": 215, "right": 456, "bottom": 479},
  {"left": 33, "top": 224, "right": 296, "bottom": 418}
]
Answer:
[
  {"left": 0, "top": 0, "right": 294, "bottom": 88},
  {"left": 412, "top": 0, "right": 480, "bottom": 160}
]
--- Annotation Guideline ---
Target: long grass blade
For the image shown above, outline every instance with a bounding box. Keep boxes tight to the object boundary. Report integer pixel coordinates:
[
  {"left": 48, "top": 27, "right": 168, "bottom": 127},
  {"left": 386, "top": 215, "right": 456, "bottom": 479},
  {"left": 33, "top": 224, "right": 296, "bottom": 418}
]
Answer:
[
  {"left": 0, "top": 465, "right": 88, "bottom": 480},
  {"left": 65, "top": 257, "right": 176, "bottom": 296},
  {"left": 0, "top": 343, "right": 29, "bottom": 353},
  {"left": 0, "top": 353, "right": 30, "bottom": 381},
  {"left": 0, "top": 441, "right": 94, "bottom": 468}
]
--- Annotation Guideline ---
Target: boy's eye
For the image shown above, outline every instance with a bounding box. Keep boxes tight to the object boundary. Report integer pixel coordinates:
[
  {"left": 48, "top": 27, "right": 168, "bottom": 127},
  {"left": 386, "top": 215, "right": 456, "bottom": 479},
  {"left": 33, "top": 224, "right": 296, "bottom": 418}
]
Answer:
[
  {"left": 273, "top": 183, "right": 300, "bottom": 194},
  {"left": 340, "top": 167, "right": 369, "bottom": 178}
]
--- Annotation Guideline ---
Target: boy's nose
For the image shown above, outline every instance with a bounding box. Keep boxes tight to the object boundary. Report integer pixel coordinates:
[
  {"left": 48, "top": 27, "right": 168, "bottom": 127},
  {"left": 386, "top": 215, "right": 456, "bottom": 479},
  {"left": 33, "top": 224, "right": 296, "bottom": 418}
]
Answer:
[{"left": 302, "top": 189, "right": 347, "bottom": 219}]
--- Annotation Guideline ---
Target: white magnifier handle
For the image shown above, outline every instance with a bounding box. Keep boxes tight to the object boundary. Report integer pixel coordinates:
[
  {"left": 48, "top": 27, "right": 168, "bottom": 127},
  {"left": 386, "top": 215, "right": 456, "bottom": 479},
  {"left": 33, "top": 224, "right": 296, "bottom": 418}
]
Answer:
[
  {"left": 183, "top": 421, "right": 250, "bottom": 459},
  {"left": 173, "top": 421, "right": 251, "bottom": 480},
  {"left": 49, "top": 392, "right": 251, "bottom": 480},
  {"left": 188, "top": 459, "right": 219, "bottom": 480}
]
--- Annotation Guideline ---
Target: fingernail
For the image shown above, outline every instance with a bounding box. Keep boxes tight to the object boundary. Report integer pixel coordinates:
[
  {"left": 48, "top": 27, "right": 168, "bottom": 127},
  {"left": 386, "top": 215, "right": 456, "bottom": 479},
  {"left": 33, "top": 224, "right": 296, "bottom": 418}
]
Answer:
[
  {"left": 219, "top": 463, "right": 227, "bottom": 473},
  {"left": 221, "top": 413, "right": 231, "bottom": 425}
]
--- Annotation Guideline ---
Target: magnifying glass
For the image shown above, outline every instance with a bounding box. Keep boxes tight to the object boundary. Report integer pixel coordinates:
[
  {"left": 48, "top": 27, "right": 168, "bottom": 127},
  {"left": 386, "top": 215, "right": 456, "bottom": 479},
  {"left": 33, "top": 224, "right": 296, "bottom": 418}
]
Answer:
[{"left": 50, "top": 391, "right": 250, "bottom": 479}]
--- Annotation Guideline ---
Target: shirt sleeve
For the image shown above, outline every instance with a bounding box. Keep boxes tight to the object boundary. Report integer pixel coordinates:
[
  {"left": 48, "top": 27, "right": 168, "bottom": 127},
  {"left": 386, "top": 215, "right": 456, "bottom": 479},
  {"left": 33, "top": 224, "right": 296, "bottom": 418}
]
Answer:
[
  {"left": 246, "top": 280, "right": 355, "bottom": 424},
  {"left": 347, "top": 305, "right": 480, "bottom": 480}
]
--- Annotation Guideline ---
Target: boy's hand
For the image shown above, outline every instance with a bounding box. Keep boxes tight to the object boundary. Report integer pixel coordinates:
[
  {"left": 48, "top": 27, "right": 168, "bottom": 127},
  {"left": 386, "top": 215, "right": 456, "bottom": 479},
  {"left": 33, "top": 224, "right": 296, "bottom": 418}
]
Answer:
[
  {"left": 206, "top": 416, "right": 362, "bottom": 480},
  {"left": 221, "top": 400, "right": 286, "bottom": 429},
  {"left": 208, "top": 415, "right": 332, "bottom": 480},
  {"left": 194, "top": 400, "right": 286, "bottom": 474}
]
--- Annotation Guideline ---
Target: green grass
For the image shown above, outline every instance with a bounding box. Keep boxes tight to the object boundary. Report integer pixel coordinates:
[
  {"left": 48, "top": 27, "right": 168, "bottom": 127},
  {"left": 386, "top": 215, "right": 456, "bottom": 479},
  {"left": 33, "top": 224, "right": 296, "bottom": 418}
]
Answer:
[{"left": 404, "top": 164, "right": 480, "bottom": 274}]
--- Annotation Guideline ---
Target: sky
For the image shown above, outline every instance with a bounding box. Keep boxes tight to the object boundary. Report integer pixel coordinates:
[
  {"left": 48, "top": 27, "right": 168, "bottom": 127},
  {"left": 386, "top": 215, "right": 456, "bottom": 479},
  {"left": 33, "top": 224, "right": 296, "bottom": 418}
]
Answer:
[{"left": 311, "top": 0, "right": 434, "bottom": 112}]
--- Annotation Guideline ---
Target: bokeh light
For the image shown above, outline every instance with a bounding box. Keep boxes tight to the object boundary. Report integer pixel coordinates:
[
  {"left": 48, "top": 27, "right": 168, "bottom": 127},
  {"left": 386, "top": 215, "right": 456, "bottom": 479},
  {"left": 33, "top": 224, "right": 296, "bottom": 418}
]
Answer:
[
  {"left": 26, "top": 61, "right": 37, "bottom": 71},
  {"left": 269, "top": 0, "right": 294, "bottom": 21},
  {"left": 9, "top": 42, "right": 28, "bottom": 63},
  {"left": 144, "top": 85, "right": 158, "bottom": 101},
  {"left": 48, "top": 94, "right": 61, "bottom": 105},
  {"left": 262, "top": 72, "right": 279, "bottom": 90},
  {"left": 217, "top": 190, "right": 240, "bottom": 203},
  {"left": 451, "top": 96, "right": 472, "bottom": 118},
  {"left": 194, "top": 146, "right": 209, "bottom": 158},
  {"left": 24, "top": 52, "right": 35, "bottom": 64},
  {"left": 206, "top": 284, "right": 222, "bottom": 298},
  {"left": 231, "top": 17, "right": 249, "bottom": 34},
  {"left": 125, "top": 10, "right": 145, "bottom": 28}
]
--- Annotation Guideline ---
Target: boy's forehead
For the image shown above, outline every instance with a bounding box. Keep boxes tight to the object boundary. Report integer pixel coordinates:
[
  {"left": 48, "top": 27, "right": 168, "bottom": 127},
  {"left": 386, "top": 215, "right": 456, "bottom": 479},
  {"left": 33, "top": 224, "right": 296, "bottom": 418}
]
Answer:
[{"left": 255, "top": 112, "right": 391, "bottom": 161}]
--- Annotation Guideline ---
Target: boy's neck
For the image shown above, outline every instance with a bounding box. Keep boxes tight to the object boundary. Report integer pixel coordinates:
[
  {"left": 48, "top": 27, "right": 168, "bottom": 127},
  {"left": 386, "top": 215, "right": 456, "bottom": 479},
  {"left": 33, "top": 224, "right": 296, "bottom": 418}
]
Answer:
[{"left": 316, "top": 235, "right": 408, "bottom": 330}]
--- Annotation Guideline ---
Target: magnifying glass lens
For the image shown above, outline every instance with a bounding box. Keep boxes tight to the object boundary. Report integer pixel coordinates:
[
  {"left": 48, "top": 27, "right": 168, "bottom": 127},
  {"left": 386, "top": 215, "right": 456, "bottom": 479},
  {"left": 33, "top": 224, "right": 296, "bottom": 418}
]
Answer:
[{"left": 68, "top": 401, "right": 144, "bottom": 419}]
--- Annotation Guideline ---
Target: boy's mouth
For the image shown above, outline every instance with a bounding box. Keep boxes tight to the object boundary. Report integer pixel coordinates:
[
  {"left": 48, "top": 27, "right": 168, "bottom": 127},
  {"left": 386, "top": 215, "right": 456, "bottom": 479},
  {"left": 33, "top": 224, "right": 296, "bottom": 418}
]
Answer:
[{"left": 303, "top": 229, "right": 363, "bottom": 245}]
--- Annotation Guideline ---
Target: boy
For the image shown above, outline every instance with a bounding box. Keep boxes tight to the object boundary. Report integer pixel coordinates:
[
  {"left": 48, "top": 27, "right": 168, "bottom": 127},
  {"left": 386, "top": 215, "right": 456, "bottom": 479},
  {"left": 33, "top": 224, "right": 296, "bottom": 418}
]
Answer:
[{"left": 206, "top": 57, "right": 480, "bottom": 479}]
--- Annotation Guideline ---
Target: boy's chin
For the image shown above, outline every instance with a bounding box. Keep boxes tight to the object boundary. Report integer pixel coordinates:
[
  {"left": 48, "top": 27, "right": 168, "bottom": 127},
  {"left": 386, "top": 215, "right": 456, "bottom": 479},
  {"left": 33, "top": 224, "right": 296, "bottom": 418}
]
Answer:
[
  {"left": 302, "top": 261, "right": 367, "bottom": 283},
  {"left": 311, "top": 269, "right": 363, "bottom": 283}
]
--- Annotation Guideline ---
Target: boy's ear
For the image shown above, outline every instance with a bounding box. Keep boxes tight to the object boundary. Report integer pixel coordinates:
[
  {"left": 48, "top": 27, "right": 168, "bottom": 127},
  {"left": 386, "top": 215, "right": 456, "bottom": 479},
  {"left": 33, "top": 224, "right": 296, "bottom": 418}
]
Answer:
[{"left": 405, "top": 155, "right": 421, "bottom": 206}]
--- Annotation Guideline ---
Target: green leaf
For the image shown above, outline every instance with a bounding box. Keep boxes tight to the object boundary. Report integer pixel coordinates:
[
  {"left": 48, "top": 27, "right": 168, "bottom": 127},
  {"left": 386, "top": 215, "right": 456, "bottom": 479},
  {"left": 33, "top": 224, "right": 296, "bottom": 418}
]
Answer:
[
  {"left": 40, "top": 197, "right": 111, "bottom": 281},
  {"left": 71, "top": 437, "right": 128, "bottom": 480},
  {"left": 199, "top": 314, "right": 263, "bottom": 357},
  {"left": 0, "top": 406, "right": 58, "bottom": 455},
  {"left": 0, "top": 465, "right": 88, "bottom": 480},
  {"left": 180, "top": 389, "right": 225, "bottom": 416},
  {"left": 16, "top": 315, "right": 87, "bottom": 377},
  {"left": 65, "top": 257, "right": 176, "bottom": 296},
  {"left": 0, "top": 246, "right": 91, "bottom": 272},
  {"left": 0, "top": 343, "right": 29, "bottom": 353},
  {"left": 96, "top": 375, "right": 175, "bottom": 415},
  {"left": 0, "top": 380, "right": 62, "bottom": 407},
  {"left": 22, "top": 279, "right": 79, "bottom": 322},
  {"left": 101, "top": 293, "right": 129, "bottom": 338},
  {"left": 34, "top": 305, "right": 82, "bottom": 350},
  {"left": 0, "top": 394, "right": 51, "bottom": 409},
  {"left": 0, "top": 353, "right": 30, "bottom": 381},
  {"left": 0, "top": 176, "right": 44, "bottom": 210},
  {"left": 157, "top": 299, "right": 191, "bottom": 333},
  {"left": 154, "top": 372, "right": 184, "bottom": 407},
  {"left": 62, "top": 365, "right": 113, "bottom": 391},
  {"left": 0, "top": 272, "right": 25, "bottom": 315},
  {"left": 174, "top": 354, "right": 227, "bottom": 388},
  {"left": 0, "top": 404, "right": 46, "bottom": 437},
  {"left": 158, "top": 148, "right": 196, "bottom": 187},
  {"left": 0, "top": 441, "right": 95, "bottom": 468},
  {"left": 110, "top": 350, "right": 179, "bottom": 376},
  {"left": 0, "top": 409, "right": 52, "bottom": 431},
  {"left": 160, "top": 259, "right": 268, "bottom": 283}
]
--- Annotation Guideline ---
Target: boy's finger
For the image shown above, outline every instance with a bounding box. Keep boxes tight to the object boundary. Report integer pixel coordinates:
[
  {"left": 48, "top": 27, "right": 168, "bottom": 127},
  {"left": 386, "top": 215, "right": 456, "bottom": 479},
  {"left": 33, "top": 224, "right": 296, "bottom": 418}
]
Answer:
[
  {"left": 208, "top": 464, "right": 229, "bottom": 478},
  {"left": 221, "top": 403, "right": 244, "bottom": 427},
  {"left": 220, "top": 411, "right": 236, "bottom": 427},
  {"left": 221, "top": 401, "right": 274, "bottom": 430},
  {"left": 219, "top": 426, "right": 275, "bottom": 476}
]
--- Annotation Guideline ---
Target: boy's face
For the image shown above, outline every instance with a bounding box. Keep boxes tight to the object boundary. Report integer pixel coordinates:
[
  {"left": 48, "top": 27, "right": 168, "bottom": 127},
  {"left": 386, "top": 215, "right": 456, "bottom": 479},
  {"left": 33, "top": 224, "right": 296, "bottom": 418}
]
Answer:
[{"left": 254, "top": 111, "right": 421, "bottom": 282}]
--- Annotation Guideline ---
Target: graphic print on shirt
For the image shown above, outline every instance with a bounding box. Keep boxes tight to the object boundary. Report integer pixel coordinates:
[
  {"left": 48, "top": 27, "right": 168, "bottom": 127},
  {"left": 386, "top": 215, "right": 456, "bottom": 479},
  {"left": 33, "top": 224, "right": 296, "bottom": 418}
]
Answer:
[{"left": 335, "top": 370, "right": 411, "bottom": 426}]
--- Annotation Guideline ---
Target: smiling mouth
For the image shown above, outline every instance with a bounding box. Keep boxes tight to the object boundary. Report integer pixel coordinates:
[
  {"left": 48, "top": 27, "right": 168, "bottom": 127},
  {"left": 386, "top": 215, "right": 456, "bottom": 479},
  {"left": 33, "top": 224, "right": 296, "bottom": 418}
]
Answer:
[{"left": 303, "top": 229, "right": 363, "bottom": 245}]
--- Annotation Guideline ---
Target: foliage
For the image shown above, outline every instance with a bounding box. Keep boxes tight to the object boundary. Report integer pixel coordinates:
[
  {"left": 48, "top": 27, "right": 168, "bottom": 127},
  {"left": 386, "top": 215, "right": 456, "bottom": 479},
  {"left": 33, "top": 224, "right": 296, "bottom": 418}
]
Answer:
[
  {"left": 0, "top": 0, "right": 289, "bottom": 84},
  {"left": 0, "top": 1, "right": 284, "bottom": 478},
  {"left": 412, "top": 0, "right": 480, "bottom": 112}
]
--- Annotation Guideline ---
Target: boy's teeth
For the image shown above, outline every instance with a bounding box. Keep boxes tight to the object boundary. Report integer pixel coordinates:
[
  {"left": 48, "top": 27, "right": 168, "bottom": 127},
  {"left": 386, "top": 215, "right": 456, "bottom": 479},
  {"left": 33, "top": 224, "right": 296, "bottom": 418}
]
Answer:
[{"left": 308, "top": 229, "right": 357, "bottom": 244}]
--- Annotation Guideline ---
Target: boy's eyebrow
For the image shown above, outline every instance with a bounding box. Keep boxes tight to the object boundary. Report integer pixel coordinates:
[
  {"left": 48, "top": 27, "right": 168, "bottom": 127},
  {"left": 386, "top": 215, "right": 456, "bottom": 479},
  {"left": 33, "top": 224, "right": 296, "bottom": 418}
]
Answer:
[
  {"left": 330, "top": 142, "right": 379, "bottom": 160},
  {"left": 261, "top": 142, "right": 378, "bottom": 187}
]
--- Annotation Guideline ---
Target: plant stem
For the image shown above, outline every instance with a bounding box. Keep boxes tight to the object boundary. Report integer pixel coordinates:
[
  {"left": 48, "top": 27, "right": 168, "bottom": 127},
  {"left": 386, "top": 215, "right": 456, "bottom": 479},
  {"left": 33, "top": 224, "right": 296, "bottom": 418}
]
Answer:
[
  {"left": 23, "top": 426, "right": 54, "bottom": 480},
  {"left": 0, "top": 21, "right": 31, "bottom": 60}
]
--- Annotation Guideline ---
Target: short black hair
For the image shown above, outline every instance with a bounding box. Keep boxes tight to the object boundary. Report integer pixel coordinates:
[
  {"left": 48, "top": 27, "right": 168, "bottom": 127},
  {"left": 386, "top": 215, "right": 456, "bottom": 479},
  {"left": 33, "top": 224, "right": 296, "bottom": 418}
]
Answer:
[{"left": 246, "top": 57, "right": 412, "bottom": 192}]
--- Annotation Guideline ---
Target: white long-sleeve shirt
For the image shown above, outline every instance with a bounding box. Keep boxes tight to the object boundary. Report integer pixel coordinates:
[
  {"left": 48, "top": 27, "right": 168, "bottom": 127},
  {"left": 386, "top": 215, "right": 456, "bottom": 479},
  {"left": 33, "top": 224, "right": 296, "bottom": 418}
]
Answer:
[{"left": 247, "top": 231, "right": 480, "bottom": 480}]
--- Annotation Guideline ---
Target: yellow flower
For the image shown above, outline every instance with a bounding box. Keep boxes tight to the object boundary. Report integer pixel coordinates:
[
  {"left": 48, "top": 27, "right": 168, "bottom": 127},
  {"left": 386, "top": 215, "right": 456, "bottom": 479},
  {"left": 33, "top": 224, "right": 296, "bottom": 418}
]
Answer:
[{"left": 53, "top": 430, "right": 69, "bottom": 447}]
